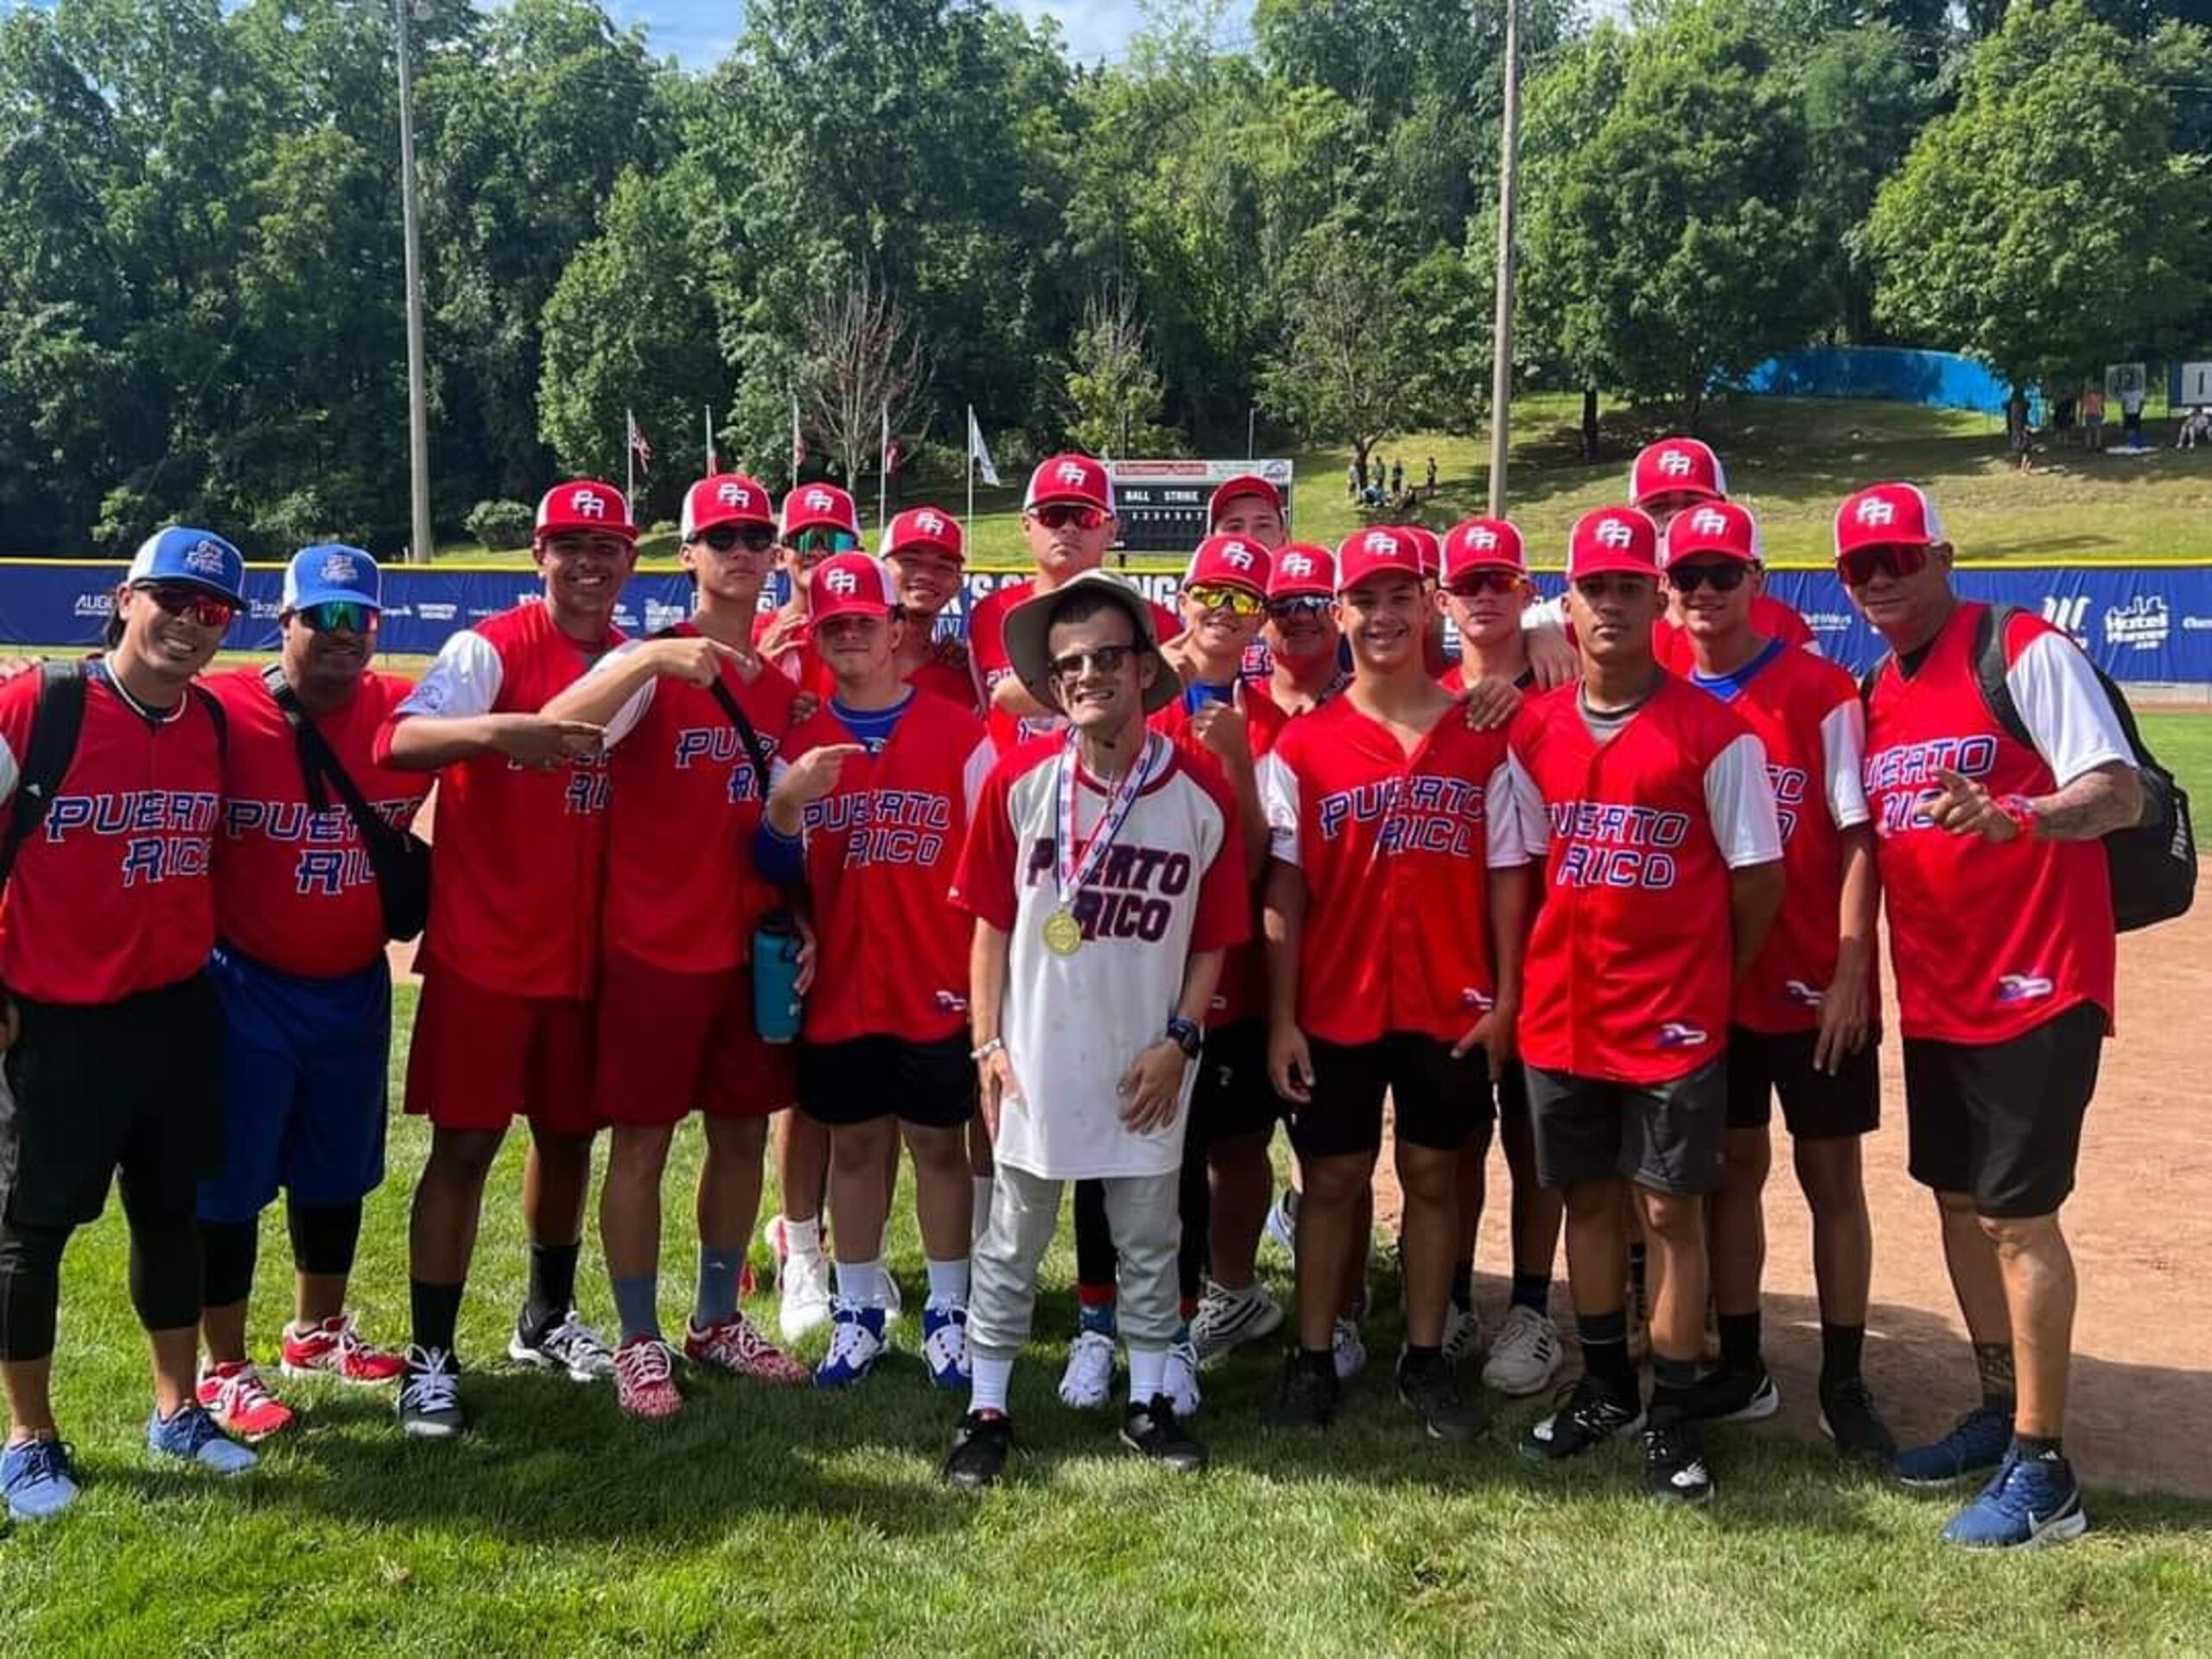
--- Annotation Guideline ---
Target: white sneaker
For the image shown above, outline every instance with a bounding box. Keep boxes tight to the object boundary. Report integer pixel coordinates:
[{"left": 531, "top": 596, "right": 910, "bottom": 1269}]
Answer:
[
  {"left": 1442, "top": 1300, "right": 1482, "bottom": 1368},
  {"left": 1482, "top": 1303, "right": 1565, "bottom": 1397},
  {"left": 1190, "top": 1280, "right": 1285, "bottom": 1362},
  {"left": 1164, "top": 1338, "right": 1202, "bottom": 1419},
  {"left": 1263, "top": 1188, "right": 1299, "bottom": 1261},
  {"left": 778, "top": 1249, "right": 832, "bottom": 1343},
  {"left": 1331, "top": 1316, "right": 1367, "bottom": 1382},
  {"left": 1058, "top": 1328, "right": 1116, "bottom": 1409}
]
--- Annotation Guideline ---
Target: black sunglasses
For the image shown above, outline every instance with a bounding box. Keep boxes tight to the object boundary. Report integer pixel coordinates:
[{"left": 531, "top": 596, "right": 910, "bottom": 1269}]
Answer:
[
  {"left": 1048, "top": 645, "right": 1136, "bottom": 680},
  {"left": 1665, "top": 561, "right": 1751, "bottom": 594},
  {"left": 1268, "top": 595, "right": 1332, "bottom": 620},
  {"left": 698, "top": 524, "right": 778, "bottom": 555}
]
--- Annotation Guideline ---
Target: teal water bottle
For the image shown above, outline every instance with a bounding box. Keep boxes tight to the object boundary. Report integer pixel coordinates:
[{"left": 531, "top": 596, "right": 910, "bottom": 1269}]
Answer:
[{"left": 752, "top": 910, "right": 804, "bottom": 1043}]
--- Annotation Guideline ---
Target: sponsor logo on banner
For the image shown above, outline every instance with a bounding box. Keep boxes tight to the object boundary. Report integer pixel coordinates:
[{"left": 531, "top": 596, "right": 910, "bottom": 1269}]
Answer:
[
  {"left": 643, "top": 599, "right": 688, "bottom": 632},
  {"left": 73, "top": 591, "right": 114, "bottom": 619},
  {"left": 2103, "top": 594, "right": 2170, "bottom": 652},
  {"left": 418, "top": 602, "right": 457, "bottom": 622},
  {"left": 2042, "top": 594, "right": 2091, "bottom": 643}
]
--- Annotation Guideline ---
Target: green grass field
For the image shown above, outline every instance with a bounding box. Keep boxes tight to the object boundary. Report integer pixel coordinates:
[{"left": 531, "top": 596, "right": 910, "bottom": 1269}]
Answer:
[
  {"left": 5, "top": 906, "right": 2212, "bottom": 1656},
  {"left": 429, "top": 394, "right": 2212, "bottom": 573}
]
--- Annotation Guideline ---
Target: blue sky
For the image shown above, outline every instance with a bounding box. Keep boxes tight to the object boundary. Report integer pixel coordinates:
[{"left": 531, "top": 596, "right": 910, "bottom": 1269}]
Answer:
[{"left": 611, "top": 0, "right": 1255, "bottom": 71}]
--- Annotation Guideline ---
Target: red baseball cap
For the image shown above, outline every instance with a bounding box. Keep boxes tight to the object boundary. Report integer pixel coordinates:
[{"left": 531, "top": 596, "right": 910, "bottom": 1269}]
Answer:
[
  {"left": 1336, "top": 526, "right": 1425, "bottom": 592},
  {"left": 1206, "top": 474, "right": 1283, "bottom": 530},
  {"left": 536, "top": 480, "right": 637, "bottom": 544},
  {"left": 1268, "top": 542, "right": 1335, "bottom": 601},
  {"left": 808, "top": 552, "right": 899, "bottom": 622},
  {"left": 1184, "top": 534, "right": 1273, "bottom": 597},
  {"left": 1401, "top": 524, "right": 1442, "bottom": 581},
  {"left": 1630, "top": 437, "right": 1729, "bottom": 509},
  {"left": 1025, "top": 453, "right": 1114, "bottom": 513},
  {"left": 1662, "top": 500, "right": 1762, "bottom": 566},
  {"left": 782, "top": 482, "right": 861, "bottom": 539},
  {"left": 1567, "top": 506, "right": 1662, "bottom": 582},
  {"left": 1834, "top": 482, "right": 1947, "bottom": 559},
  {"left": 882, "top": 505, "right": 964, "bottom": 563},
  {"left": 681, "top": 473, "right": 773, "bottom": 539},
  {"left": 1441, "top": 518, "right": 1528, "bottom": 582}
]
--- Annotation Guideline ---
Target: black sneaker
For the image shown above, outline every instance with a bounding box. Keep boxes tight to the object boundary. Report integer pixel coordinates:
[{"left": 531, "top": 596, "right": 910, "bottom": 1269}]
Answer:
[
  {"left": 942, "top": 1410, "right": 1013, "bottom": 1491},
  {"left": 1819, "top": 1375, "right": 1898, "bottom": 1465},
  {"left": 1644, "top": 1406, "right": 1715, "bottom": 1504},
  {"left": 1396, "top": 1354, "right": 1489, "bottom": 1442},
  {"left": 1120, "top": 1395, "right": 1208, "bottom": 1472},
  {"left": 1688, "top": 1363, "right": 1780, "bottom": 1424},
  {"left": 1521, "top": 1372, "right": 1643, "bottom": 1464},
  {"left": 397, "top": 1345, "right": 466, "bottom": 1440},
  {"left": 1269, "top": 1353, "right": 1340, "bottom": 1431}
]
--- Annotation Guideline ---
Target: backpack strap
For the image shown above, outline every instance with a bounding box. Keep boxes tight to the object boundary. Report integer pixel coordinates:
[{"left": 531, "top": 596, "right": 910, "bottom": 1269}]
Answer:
[
  {"left": 1970, "top": 602, "right": 2036, "bottom": 752},
  {"left": 0, "top": 661, "right": 91, "bottom": 894},
  {"left": 652, "top": 625, "right": 777, "bottom": 779}
]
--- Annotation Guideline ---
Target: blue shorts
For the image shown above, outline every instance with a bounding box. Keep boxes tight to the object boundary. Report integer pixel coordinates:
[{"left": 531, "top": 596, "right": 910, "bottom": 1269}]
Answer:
[{"left": 197, "top": 946, "right": 393, "bottom": 1224}]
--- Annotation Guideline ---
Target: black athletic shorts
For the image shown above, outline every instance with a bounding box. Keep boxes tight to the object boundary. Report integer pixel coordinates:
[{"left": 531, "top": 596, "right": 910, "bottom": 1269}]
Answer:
[
  {"left": 1191, "top": 1020, "right": 1278, "bottom": 1142},
  {"left": 1725, "top": 1027, "right": 1881, "bottom": 1140},
  {"left": 799, "top": 1034, "right": 975, "bottom": 1130},
  {"left": 1291, "top": 1033, "right": 1494, "bottom": 1160},
  {"left": 1523, "top": 1056, "right": 1728, "bottom": 1196},
  {"left": 1902, "top": 1001, "right": 2104, "bottom": 1219},
  {"left": 0, "top": 974, "right": 224, "bottom": 1230}
]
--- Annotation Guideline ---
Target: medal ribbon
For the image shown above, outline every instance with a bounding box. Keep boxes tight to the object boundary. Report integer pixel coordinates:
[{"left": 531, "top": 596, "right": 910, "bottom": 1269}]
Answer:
[{"left": 1054, "top": 731, "right": 1155, "bottom": 907}]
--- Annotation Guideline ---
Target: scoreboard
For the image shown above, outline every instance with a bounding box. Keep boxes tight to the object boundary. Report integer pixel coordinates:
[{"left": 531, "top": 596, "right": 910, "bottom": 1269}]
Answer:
[{"left": 1109, "top": 458, "right": 1295, "bottom": 554}]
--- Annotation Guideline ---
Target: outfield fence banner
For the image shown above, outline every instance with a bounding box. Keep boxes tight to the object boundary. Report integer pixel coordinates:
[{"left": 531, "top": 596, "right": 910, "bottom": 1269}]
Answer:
[
  {"left": 9, "top": 558, "right": 2212, "bottom": 685},
  {"left": 1743, "top": 346, "right": 2024, "bottom": 417}
]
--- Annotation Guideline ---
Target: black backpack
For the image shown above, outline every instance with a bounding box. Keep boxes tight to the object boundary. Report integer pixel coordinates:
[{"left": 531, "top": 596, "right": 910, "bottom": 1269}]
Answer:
[{"left": 1861, "top": 604, "right": 2195, "bottom": 933}]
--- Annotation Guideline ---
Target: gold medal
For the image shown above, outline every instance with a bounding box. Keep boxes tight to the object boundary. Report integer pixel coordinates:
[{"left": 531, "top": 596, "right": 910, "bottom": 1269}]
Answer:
[{"left": 1042, "top": 908, "right": 1084, "bottom": 957}]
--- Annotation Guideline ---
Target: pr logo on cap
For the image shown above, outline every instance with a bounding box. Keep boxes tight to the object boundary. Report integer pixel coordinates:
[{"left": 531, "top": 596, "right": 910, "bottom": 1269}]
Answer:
[
  {"left": 916, "top": 510, "right": 947, "bottom": 537},
  {"left": 571, "top": 488, "right": 607, "bottom": 520},
  {"left": 1657, "top": 450, "right": 1694, "bottom": 478},
  {"left": 1595, "top": 518, "right": 1636, "bottom": 550},
  {"left": 1055, "top": 461, "right": 1089, "bottom": 486},
  {"left": 804, "top": 487, "right": 836, "bottom": 512},
  {"left": 1856, "top": 496, "right": 1896, "bottom": 527},
  {"left": 1688, "top": 507, "right": 1729, "bottom": 537},
  {"left": 1363, "top": 530, "right": 1399, "bottom": 555},
  {"left": 824, "top": 566, "right": 859, "bottom": 595},
  {"left": 1217, "top": 541, "right": 1257, "bottom": 569},
  {"left": 1468, "top": 526, "right": 1499, "bottom": 550},
  {"left": 716, "top": 482, "right": 752, "bottom": 508},
  {"left": 1281, "top": 552, "right": 1314, "bottom": 577}
]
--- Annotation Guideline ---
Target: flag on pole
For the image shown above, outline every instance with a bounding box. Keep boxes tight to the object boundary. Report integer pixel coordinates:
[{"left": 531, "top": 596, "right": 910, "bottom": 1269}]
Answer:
[
  {"left": 880, "top": 403, "right": 892, "bottom": 479},
  {"left": 790, "top": 391, "right": 806, "bottom": 480},
  {"left": 966, "top": 405, "right": 1001, "bottom": 488},
  {"left": 627, "top": 410, "right": 652, "bottom": 473},
  {"left": 703, "top": 404, "right": 718, "bottom": 474}
]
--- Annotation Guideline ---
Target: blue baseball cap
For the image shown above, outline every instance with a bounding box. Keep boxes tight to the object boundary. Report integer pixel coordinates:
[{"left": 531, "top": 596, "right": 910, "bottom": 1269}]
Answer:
[
  {"left": 283, "top": 543, "right": 382, "bottom": 613},
  {"left": 127, "top": 527, "right": 246, "bottom": 606}
]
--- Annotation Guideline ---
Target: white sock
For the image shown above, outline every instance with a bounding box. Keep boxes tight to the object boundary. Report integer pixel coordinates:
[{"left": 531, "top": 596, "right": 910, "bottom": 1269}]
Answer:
[
  {"left": 834, "top": 1257, "right": 887, "bottom": 1308},
  {"left": 1128, "top": 1345, "right": 1167, "bottom": 1404},
  {"left": 971, "top": 1177, "right": 994, "bottom": 1243},
  {"left": 970, "top": 1351, "right": 1014, "bottom": 1414},
  {"left": 785, "top": 1216, "right": 822, "bottom": 1261},
  {"left": 925, "top": 1256, "right": 970, "bottom": 1304}
]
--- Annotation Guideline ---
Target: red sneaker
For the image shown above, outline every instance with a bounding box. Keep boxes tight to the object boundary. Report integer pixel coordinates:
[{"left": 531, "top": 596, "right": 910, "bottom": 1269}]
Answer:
[
  {"left": 196, "top": 1361, "right": 296, "bottom": 1440},
  {"left": 613, "top": 1336, "right": 683, "bottom": 1421},
  {"left": 684, "top": 1312, "right": 810, "bottom": 1385},
  {"left": 281, "top": 1313, "right": 408, "bottom": 1385}
]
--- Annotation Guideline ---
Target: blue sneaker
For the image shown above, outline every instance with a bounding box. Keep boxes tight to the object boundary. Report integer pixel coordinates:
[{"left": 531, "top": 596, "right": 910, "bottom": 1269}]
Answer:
[
  {"left": 814, "top": 1301, "right": 887, "bottom": 1390},
  {"left": 2, "top": 1437, "right": 79, "bottom": 1521},
  {"left": 1942, "top": 1450, "right": 2089, "bottom": 1549},
  {"left": 1895, "top": 1404, "right": 2011, "bottom": 1488},
  {"left": 147, "top": 1403, "right": 257, "bottom": 1475},
  {"left": 922, "top": 1296, "right": 970, "bottom": 1391}
]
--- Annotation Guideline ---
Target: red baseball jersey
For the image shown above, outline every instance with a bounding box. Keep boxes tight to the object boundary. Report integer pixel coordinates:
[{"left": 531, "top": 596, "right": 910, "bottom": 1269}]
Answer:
[
  {"left": 950, "top": 733, "right": 1247, "bottom": 1179},
  {"left": 968, "top": 577, "right": 1182, "bottom": 752},
  {"left": 753, "top": 607, "right": 831, "bottom": 700},
  {"left": 209, "top": 667, "right": 432, "bottom": 979},
  {"left": 777, "top": 689, "right": 995, "bottom": 1043},
  {"left": 906, "top": 652, "right": 982, "bottom": 714},
  {"left": 1862, "top": 602, "right": 2129, "bottom": 1043},
  {"left": 1261, "top": 696, "right": 1525, "bottom": 1047},
  {"left": 1149, "top": 683, "right": 1284, "bottom": 1028},
  {"left": 0, "top": 667, "right": 223, "bottom": 1004},
  {"left": 1655, "top": 594, "right": 1815, "bottom": 675},
  {"left": 1508, "top": 676, "right": 1782, "bottom": 1083},
  {"left": 595, "top": 625, "right": 798, "bottom": 976},
  {"left": 381, "top": 600, "right": 621, "bottom": 1000},
  {"left": 1682, "top": 644, "right": 1872, "bottom": 1033}
]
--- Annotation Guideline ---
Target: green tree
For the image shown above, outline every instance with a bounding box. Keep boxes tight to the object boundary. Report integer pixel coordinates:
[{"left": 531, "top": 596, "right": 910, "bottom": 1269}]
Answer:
[
  {"left": 1801, "top": 23, "right": 1926, "bottom": 342},
  {"left": 1868, "top": 0, "right": 2211, "bottom": 384},
  {"left": 1517, "top": 3, "right": 1821, "bottom": 427},
  {"left": 1065, "top": 282, "right": 1179, "bottom": 456},
  {"left": 1258, "top": 219, "right": 1421, "bottom": 476}
]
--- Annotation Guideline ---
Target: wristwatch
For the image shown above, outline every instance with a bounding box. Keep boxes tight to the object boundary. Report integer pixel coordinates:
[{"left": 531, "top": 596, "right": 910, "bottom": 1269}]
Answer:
[{"left": 1165, "top": 1016, "right": 1203, "bottom": 1060}]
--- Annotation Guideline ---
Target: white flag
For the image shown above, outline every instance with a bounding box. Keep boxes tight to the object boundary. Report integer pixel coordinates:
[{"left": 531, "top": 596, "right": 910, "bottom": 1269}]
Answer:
[{"left": 967, "top": 405, "right": 1001, "bottom": 488}]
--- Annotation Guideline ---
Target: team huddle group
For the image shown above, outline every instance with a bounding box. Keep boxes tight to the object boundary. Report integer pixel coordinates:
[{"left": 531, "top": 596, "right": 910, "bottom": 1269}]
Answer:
[{"left": 0, "top": 437, "right": 2144, "bottom": 1554}]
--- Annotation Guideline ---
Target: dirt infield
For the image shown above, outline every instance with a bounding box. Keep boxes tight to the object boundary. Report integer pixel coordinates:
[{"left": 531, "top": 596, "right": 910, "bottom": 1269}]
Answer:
[{"left": 1401, "top": 877, "right": 2212, "bottom": 1497}]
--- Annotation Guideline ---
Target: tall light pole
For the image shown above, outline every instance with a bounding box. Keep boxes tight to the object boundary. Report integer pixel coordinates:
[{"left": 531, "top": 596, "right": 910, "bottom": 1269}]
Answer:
[
  {"left": 1486, "top": 0, "right": 1521, "bottom": 517},
  {"left": 396, "top": 0, "right": 434, "bottom": 564}
]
